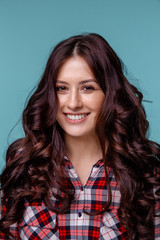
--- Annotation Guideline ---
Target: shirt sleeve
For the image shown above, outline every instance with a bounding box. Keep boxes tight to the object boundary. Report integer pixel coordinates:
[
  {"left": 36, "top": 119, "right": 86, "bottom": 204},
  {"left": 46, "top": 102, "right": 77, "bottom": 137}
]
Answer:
[
  {"left": 154, "top": 196, "right": 160, "bottom": 239},
  {"left": 154, "top": 166, "right": 160, "bottom": 239},
  {"left": 0, "top": 190, "right": 20, "bottom": 239}
]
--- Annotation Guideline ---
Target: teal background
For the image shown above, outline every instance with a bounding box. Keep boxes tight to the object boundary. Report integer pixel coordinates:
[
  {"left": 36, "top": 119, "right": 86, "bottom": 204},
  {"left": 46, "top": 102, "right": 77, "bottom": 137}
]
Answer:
[{"left": 0, "top": 0, "right": 160, "bottom": 172}]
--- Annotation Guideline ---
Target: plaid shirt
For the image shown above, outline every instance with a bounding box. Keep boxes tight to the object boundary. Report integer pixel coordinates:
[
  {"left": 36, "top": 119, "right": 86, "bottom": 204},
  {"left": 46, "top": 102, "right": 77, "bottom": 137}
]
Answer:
[{"left": 0, "top": 157, "right": 160, "bottom": 239}]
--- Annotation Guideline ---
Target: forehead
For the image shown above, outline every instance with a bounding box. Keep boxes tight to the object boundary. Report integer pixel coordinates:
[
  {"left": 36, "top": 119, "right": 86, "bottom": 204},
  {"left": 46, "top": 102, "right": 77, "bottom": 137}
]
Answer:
[{"left": 57, "top": 56, "right": 94, "bottom": 80}]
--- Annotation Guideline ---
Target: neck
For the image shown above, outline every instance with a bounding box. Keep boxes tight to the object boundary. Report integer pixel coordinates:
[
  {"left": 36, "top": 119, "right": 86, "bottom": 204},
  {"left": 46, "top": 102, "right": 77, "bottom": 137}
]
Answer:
[{"left": 64, "top": 134, "right": 103, "bottom": 165}]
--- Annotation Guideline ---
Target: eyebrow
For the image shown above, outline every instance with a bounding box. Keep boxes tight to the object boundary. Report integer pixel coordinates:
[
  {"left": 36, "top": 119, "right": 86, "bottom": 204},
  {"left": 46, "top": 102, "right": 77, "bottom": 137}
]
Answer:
[{"left": 56, "top": 79, "right": 97, "bottom": 85}]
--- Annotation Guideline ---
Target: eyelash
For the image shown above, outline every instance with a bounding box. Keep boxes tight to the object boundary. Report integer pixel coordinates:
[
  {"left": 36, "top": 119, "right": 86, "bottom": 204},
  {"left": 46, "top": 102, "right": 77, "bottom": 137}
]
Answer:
[
  {"left": 82, "top": 86, "right": 95, "bottom": 91},
  {"left": 56, "top": 86, "right": 67, "bottom": 91},
  {"left": 55, "top": 85, "right": 96, "bottom": 92}
]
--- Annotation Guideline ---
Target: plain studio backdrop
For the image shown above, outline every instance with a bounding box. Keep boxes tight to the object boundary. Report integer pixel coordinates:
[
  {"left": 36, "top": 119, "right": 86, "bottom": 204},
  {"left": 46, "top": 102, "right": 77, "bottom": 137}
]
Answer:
[{"left": 0, "top": 0, "right": 160, "bottom": 172}]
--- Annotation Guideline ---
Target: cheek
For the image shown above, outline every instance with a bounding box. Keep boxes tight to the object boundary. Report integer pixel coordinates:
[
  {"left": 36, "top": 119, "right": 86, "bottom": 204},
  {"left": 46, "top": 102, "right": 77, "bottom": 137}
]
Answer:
[
  {"left": 94, "top": 96, "right": 105, "bottom": 112},
  {"left": 57, "top": 96, "right": 65, "bottom": 110}
]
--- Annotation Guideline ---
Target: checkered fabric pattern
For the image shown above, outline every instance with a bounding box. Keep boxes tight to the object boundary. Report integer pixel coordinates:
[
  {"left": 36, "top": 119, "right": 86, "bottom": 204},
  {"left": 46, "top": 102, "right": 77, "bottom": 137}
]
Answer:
[{"left": 0, "top": 158, "right": 160, "bottom": 239}]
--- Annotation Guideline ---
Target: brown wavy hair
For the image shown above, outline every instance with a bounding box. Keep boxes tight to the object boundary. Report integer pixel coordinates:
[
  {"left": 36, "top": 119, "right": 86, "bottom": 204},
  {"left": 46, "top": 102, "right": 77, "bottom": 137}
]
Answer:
[{"left": 0, "top": 33, "right": 160, "bottom": 239}]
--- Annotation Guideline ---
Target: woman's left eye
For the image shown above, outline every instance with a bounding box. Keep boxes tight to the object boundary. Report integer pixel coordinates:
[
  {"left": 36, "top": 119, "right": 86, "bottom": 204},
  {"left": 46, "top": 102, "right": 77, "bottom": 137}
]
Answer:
[{"left": 83, "top": 86, "right": 95, "bottom": 91}]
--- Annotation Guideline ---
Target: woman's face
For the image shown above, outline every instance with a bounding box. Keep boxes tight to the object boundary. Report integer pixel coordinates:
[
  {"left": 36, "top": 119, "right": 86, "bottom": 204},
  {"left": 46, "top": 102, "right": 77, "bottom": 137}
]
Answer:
[{"left": 56, "top": 56, "right": 105, "bottom": 139}]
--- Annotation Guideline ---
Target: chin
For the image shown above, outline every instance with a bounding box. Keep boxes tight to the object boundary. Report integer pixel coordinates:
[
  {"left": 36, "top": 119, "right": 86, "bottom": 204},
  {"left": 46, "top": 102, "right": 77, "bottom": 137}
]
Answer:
[
  {"left": 65, "top": 132, "right": 85, "bottom": 138},
  {"left": 64, "top": 129, "right": 95, "bottom": 139}
]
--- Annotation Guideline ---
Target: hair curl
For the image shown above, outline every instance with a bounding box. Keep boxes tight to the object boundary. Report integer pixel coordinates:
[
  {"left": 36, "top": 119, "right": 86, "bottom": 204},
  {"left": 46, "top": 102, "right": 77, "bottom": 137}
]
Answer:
[{"left": 0, "top": 33, "right": 160, "bottom": 239}]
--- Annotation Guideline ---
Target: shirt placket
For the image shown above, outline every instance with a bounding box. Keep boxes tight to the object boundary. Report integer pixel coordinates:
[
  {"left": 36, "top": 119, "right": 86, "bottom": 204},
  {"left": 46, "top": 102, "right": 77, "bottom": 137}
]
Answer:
[
  {"left": 62, "top": 158, "right": 103, "bottom": 239},
  {"left": 75, "top": 186, "right": 85, "bottom": 240}
]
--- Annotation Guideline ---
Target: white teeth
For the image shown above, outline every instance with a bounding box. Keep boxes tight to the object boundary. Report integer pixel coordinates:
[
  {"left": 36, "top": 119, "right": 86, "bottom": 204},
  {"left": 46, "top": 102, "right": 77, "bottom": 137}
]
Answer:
[{"left": 66, "top": 114, "right": 87, "bottom": 120}]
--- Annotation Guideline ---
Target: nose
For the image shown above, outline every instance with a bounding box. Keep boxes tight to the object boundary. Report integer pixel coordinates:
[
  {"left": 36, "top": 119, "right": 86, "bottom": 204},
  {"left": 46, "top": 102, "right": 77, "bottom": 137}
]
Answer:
[{"left": 67, "top": 89, "right": 83, "bottom": 110}]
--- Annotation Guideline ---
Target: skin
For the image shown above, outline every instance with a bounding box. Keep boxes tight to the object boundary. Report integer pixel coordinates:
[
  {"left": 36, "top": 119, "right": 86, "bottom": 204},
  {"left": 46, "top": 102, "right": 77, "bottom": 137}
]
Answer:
[{"left": 56, "top": 56, "right": 105, "bottom": 185}]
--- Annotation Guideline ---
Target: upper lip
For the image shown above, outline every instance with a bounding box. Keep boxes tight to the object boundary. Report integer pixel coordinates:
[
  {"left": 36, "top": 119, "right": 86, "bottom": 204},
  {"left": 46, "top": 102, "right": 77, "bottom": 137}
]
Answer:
[{"left": 64, "top": 113, "right": 89, "bottom": 115}]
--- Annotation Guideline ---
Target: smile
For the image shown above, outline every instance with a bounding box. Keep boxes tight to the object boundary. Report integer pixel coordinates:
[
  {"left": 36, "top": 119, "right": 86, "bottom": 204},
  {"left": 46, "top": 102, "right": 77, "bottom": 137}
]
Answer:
[{"left": 64, "top": 113, "right": 89, "bottom": 121}]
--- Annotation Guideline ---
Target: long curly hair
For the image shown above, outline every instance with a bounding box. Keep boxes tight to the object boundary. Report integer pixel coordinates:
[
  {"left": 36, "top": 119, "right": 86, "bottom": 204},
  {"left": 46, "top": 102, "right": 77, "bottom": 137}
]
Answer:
[{"left": 0, "top": 33, "right": 160, "bottom": 239}]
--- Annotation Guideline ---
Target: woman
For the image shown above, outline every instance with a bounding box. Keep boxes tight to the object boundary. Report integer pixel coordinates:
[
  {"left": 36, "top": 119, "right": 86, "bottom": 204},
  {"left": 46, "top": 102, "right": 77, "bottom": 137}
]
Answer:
[{"left": 0, "top": 33, "right": 160, "bottom": 239}]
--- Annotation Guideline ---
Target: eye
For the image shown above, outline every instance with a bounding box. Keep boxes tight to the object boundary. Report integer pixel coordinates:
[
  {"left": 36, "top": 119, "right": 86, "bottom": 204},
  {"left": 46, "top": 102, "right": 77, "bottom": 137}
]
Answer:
[
  {"left": 56, "top": 86, "right": 67, "bottom": 92},
  {"left": 82, "top": 86, "right": 95, "bottom": 91}
]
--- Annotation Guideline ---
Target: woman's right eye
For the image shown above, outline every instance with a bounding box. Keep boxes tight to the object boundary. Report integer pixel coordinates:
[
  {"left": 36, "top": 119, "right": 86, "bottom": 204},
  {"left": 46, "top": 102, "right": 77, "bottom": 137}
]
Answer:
[{"left": 56, "top": 86, "right": 67, "bottom": 92}]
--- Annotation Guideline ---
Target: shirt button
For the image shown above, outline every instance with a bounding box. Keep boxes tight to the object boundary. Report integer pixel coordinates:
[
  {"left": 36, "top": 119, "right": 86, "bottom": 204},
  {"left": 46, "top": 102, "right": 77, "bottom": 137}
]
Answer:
[
  {"left": 81, "top": 186, "right": 84, "bottom": 191},
  {"left": 78, "top": 212, "right": 82, "bottom": 217}
]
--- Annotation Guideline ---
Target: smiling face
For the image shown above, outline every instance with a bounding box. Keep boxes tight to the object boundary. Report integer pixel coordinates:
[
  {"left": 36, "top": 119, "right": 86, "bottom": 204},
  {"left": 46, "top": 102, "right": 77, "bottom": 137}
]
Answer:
[{"left": 56, "top": 56, "right": 105, "bottom": 140}]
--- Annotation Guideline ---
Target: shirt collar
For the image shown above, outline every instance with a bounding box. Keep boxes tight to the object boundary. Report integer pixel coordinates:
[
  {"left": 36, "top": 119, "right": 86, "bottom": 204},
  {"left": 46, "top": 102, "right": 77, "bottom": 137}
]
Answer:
[{"left": 64, "top": 155, "right": 104, "bottom": 169}]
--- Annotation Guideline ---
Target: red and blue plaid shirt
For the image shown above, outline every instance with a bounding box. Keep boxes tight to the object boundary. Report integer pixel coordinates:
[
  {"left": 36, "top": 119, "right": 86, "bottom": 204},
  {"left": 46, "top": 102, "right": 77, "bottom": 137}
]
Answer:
[{"left": 0, "top": 157, "right": 160, "bottom": 239}]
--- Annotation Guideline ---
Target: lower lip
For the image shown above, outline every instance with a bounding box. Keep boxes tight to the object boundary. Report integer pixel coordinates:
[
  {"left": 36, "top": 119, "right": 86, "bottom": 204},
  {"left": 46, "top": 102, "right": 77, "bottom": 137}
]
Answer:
[{"left": 64, "top": 114, "right": 89, "bottom": 123}]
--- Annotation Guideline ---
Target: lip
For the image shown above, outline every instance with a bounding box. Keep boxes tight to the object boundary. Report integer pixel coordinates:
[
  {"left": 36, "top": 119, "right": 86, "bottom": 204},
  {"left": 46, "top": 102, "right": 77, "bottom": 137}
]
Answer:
[{"left": 63, "top": 113, "right": 90, "bottom": 123}]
